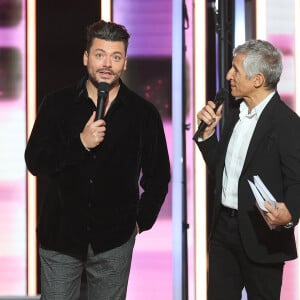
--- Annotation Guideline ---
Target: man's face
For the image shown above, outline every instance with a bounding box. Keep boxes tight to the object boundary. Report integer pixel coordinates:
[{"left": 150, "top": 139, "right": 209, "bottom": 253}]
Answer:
[
  {"left": 226, "top": 53, "right": 255, "bottom": 98},
  {"left": 83, "top": 38, "right": 127, "bottom": 88}
]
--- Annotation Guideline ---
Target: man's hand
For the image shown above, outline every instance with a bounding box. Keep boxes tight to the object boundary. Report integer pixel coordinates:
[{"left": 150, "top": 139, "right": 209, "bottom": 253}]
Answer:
[
  {"left": 196, "top": 101, "right": 223, "bottom": 140},
  {"left": 264, "top": 201, "right": 292, "bottom": 227},
  {"left": 80, "top": 111, "right": 106, "bottom": 149}
]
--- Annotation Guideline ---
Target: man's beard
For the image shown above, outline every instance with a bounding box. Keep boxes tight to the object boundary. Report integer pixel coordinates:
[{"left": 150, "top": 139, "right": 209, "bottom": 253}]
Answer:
[{"left": 88, "top": 72, "right": 120, "bottom": 89}]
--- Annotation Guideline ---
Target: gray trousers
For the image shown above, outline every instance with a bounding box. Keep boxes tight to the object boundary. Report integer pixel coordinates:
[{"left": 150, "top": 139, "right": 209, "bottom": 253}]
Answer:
[{"left": 39, "top": 229, "right": 136, "bottom": 300}]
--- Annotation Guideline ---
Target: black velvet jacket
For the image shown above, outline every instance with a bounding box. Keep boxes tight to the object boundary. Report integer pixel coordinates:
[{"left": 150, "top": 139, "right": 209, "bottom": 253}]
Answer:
[{"left": 25, "top": 77, "right": 170, "bottom": 258}]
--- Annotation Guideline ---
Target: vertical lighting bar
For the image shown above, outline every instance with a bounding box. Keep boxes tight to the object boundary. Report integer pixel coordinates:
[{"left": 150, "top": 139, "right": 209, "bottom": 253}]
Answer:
[
  {"left": 172, "top": 1, "right": 184, "bottom": 299},
  {"left": 194, "top": 1, "right": 207, "bottom": 299},
  {"left": 234, "top": 0, "right": 245, "bottom": 46},
  {"left": 100, "top": 0, "right": 112, "bottom": 21},
  {"left": 255, "top": 0, "right": 267, "bottom": 39},
  {"left": 26, "top": 0, "right": 37, "bottom": 295}
]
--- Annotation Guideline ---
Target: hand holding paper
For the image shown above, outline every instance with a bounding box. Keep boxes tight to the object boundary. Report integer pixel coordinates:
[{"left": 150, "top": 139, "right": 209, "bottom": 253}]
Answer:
[{"left": 248, "top": 175, "right": 277, "bottom": 229}]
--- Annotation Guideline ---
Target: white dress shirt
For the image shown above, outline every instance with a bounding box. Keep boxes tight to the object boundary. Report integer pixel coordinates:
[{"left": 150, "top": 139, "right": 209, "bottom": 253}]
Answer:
[{"left": 221, "top": 92, "right": 275, "bottom": 209}]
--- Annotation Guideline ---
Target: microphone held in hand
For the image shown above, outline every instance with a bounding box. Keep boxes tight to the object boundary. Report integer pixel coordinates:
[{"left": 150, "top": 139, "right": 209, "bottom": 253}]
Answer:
[
  {"left": 95, "top": 82, "right": 110, "bottom": 120},
  {"left": 193, "top": 88, "right": 229, "bottom": 141}
]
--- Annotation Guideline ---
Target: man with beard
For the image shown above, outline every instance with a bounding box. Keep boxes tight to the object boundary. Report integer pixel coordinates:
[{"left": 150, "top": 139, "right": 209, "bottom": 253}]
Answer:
[{"left": 25, "top": 20, "right": 170, "bottom": 300}]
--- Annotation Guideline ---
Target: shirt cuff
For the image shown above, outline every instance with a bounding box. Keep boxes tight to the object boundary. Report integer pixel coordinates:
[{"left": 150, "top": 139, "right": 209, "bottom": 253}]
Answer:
[{"left": 196, "top": 130, "right": 215, "bottom": 142}]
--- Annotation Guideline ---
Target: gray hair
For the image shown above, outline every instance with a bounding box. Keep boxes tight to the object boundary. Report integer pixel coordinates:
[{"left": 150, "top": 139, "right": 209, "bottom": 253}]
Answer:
[{"left": 233, "top": 39, "right": 282, "bottom": 90}]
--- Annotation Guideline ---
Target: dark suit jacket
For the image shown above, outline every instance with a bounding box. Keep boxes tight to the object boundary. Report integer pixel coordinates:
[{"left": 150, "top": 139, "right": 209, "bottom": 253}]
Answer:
[{"left": 196, "top": 92, "right": 300, "bottom": 264}]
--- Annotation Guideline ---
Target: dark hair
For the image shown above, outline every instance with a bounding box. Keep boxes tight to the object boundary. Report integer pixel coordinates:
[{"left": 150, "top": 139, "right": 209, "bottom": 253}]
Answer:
[{"left": 86, "top": 20, "right": 130, "bottom": 54}]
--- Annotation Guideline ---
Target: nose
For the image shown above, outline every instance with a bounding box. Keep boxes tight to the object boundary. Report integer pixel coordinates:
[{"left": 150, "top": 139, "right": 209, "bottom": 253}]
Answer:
[
  {"left": 103, "top": 56, "right": 112, "bottom": 67},
  {"left": 226, "top": 67, "right": 233, "bottom": 81}
]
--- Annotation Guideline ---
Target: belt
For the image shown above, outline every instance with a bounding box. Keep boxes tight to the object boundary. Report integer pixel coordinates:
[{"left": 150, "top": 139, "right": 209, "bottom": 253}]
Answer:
[{"left": 221, "top": 204, "right": 238, "bottom": 217}]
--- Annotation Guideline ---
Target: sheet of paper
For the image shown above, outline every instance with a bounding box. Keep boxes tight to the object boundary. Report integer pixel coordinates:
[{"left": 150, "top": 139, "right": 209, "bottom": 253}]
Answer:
[
  {"left": 248, "top": 176, "right": 277, "bottom": 230},
  {"left": 253, "top": 175, "right": 277, "bottom": 208},
  {"left": 248, "top": 180, "right": 268, "bottom": 212}
]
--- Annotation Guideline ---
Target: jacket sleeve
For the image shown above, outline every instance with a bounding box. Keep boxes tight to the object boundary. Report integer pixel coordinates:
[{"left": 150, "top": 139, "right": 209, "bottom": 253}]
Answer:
[
  {"left": 136, "top": 106, "right": 171, "bottom": 232},
  {"left": 277, "top": 111, "right": 300, "bottom": 225},
  {"left": 24, "top": 95, "right": 89, "bottom": 176},
  {"left": 194, "top": 132, "right": 219, "bottom": 178}
]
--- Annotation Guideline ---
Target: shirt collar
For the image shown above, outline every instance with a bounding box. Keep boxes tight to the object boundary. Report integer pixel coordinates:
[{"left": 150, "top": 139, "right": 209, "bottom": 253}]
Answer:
[
  {"left": 239, "top": 91, "right": 275, "bottom": 120},
  {"left": 75, "top": 76, "right": 126, "bottom": 104},
  {"left": 75, "top": 75, "right": 88, "bottom": 102}
]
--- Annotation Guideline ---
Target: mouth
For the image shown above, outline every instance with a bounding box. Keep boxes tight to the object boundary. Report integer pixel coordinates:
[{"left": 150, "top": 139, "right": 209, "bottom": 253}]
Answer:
[{"left": 98, "top": 69, "right": 114, "bottom": 76}]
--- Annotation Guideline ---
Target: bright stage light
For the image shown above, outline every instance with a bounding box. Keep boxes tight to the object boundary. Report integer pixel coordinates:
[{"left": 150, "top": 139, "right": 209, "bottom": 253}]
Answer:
[
  {"left": 194, "top": 1, "right": 207, "bottom": 299},
  {"left": 26, "top": 0, "right": 38, "bottom": 296},
  {"left": 100, "top": 0, "right": 112, "bottom": 21}
]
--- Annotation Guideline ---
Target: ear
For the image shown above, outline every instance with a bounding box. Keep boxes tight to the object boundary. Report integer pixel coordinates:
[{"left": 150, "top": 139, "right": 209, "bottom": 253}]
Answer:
[
  {"left": 123, "top": 57, "right": 128, "bottom": 71},
  {"left": 253, "top": 73, "right": 265, "bottom": 88},
  {"left": 83, "top": 50, "right": 88, "bottom": 67}
]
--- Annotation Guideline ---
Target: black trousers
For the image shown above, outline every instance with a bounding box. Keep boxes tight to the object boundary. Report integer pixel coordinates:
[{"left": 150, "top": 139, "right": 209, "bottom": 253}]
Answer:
[{"left": 208, "top": 207, "right": 284, "bottom": 300}]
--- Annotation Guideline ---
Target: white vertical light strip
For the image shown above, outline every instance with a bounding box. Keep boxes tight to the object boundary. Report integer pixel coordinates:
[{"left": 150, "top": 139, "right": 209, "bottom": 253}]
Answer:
[
  {"left": 234, "top": 0, "right": 245, "bottom": 46},
  {"left": 26, "top": 0, "right": 37, "bottom": 296},
  {"left": 100, "top": 0, "right": 112, "bottom": 21},
  {"left": 295, "top": 2, "right": 300, "bottom": 299},
  {"left": 255, "top": 0, "right": 267, "bottom": 39},
  {"left": 194, "top": 1, "right": 207, "bottom": 299},
  {"left": 172, "top": 1, "right": 184, "bottom": 299}
]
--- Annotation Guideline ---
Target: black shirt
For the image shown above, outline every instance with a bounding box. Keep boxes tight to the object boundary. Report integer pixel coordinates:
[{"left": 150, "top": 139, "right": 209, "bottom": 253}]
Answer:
[{"left": 25, "top": 77, "right": 170, "bottom": 258}]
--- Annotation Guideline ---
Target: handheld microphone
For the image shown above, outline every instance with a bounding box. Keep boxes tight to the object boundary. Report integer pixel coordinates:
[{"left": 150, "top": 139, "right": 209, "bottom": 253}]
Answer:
[
  {"left": 193, "top": 88, "right": 229, "bottom": 141},
  {"left": 95, "top": 82, "right": 110, "bottom": 120}
]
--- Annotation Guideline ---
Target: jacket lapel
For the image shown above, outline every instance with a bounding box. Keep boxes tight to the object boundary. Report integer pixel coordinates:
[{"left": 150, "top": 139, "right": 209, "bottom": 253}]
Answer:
[{"left": 241, "top": 95, "right": 278, "bottom": 174}]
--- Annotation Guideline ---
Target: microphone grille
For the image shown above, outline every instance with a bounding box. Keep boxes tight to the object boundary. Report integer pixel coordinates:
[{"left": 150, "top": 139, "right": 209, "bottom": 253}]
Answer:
[
  {"left": 215, "top": 88, "right": 229, "bottom": 105},
  {"left": 98, "top": 82, "right": 110, "bottom": 93}
]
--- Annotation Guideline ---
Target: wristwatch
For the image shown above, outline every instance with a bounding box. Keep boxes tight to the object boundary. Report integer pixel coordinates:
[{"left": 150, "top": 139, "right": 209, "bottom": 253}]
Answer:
[{"left": 283, "top": 221, "right": 294, "bottom": 229}]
